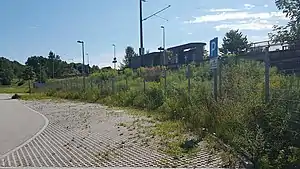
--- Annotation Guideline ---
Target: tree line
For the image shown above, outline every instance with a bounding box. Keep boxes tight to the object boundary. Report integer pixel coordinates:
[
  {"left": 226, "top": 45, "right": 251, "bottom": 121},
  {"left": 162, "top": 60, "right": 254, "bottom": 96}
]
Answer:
[{"left": 0, "top": 51, "right": 100, "bottom": 85}]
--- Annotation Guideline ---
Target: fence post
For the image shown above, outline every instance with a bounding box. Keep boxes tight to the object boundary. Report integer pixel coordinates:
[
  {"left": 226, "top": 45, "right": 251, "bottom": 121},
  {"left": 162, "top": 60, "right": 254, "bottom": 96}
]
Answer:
[
  {"left": 264, "top": 46, "right": 270, "bottom": 103},
  {"left": 213, "top": 67, "right": 218, "bottom": 101},
  {"left": 143, "top": 78, "right": 146, "bottom": 93},
  {"left": 100, "top": 80, "right": 103, "bottom": 95},
  {"left": 164, "top": 68, "right": 167, "bottom": 93},
  {"left": 218, "top": 58, "right": 222, "bottom": 98},
  {"left": 186, "top": 65, "right": 191, "bottom": 97},
  {"left": 111, "top": 78, "right": 115, "bottom": 94}
]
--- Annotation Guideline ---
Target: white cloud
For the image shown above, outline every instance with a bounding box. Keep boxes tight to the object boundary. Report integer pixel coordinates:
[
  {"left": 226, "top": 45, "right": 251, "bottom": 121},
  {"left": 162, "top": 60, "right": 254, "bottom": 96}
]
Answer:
[
  {"left": 185, "top": 11, "right": 287, "bottom": 23},
  {"left": 244, "top": 4, "right": 255, "bottom": 10},
  {"left": 28, "top": 25, "right": 39, "bottom": 29},
  {"left": 209, "top": 8, "right": 239, "bottom": 12},
  {"left": 264, "top": 4, "right": 269, "bottom": 8},
  {"left": 215, "top": 20, "right": 274, "bottom": 31},
  {"left": 188, "top": 32, "right": 193, "bottom": 35}
]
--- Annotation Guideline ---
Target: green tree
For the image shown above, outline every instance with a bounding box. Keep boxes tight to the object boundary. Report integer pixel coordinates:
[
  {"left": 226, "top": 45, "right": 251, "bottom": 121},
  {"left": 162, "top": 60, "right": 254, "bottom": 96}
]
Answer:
[
  {"left": 22, "top": 66, "right": 35, "bottom": 93},
  {"left": 12, "top": 61, "right": 25, "bottom": 81},
  {"left": 269, "top": 0, "right": 300, "bottom": 44},
  {"left": 48, "top": 51, "right": 55, "bottom": 78},
  {"left": 0, "top": 57, "right": 14, "bottom": 85},
  {"left": 220, "top": 29, "right": 249, "bottom": 55},
  {"left": 91, "top": 65, "right": 100, "bottom": 73},
  {"left": 121, "top": 46, "right": 138, "bottom": 68}
]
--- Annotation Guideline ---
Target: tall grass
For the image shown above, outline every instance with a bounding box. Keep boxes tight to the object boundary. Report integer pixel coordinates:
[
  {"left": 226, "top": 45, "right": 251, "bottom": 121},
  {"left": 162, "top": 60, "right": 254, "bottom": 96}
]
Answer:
[{"left": 34, "top": 58, "right": 299, "bottom": 168}]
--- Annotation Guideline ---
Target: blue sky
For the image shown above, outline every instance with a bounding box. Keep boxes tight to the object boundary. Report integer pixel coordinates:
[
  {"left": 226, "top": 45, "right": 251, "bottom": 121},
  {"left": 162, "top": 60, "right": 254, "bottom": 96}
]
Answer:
[{"left": 0, "top": 0, "right": 288, "bottom": 68}]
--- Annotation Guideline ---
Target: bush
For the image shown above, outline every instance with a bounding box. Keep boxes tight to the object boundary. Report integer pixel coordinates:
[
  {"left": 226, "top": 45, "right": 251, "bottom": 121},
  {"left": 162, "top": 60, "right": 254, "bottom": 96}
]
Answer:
[{"left": 11, "top": 94, "right": 21, "bottom": 99}]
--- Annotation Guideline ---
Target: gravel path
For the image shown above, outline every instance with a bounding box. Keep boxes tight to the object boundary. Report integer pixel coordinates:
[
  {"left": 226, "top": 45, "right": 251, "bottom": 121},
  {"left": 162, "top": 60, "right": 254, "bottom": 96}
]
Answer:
[{"left": 0, "top": 99, "right": 224, "bottom": 168}]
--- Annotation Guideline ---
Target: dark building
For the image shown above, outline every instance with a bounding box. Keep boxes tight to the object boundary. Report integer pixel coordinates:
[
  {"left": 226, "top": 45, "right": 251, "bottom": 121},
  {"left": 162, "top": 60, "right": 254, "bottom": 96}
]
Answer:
[{"left": 129, "top": 42, "right": 206, "bottom": 69}]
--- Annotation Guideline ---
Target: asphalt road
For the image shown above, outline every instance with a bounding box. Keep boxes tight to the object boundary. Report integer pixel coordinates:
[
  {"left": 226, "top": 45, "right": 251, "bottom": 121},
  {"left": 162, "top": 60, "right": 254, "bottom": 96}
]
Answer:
[{"left": 0, "top": 94, "right": 46, "bottom": 156}]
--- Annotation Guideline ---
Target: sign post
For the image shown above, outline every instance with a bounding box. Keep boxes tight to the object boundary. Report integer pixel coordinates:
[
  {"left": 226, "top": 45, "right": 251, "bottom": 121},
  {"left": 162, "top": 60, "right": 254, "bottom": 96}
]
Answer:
[{"left": 210, "top": 37, "right": 218, "bottom": 101}]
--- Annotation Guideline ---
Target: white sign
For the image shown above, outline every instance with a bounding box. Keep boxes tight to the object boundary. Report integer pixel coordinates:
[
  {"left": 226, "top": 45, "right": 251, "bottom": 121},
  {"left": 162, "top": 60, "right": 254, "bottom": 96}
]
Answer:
[{"left": 210, "top": 57, "right": 218, "bottom": 69}]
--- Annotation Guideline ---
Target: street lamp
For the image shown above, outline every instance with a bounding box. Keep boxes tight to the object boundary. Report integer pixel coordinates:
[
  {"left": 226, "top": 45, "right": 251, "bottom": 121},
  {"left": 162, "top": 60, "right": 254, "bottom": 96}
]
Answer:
[
  {"left": 86, "top": 53, "right": 90, "bottom": 75},
  {"left": 139, "top": 0, "right": 171, "bottom": 67},
  {"left": 77, "top": 40, "right": 86, "bottom": 90},
  {"left": 112, "top": 44, "right": 117, "bottom": 69},
  {"left": 161, "top": 26, "right": 166, "bottom": 65}
]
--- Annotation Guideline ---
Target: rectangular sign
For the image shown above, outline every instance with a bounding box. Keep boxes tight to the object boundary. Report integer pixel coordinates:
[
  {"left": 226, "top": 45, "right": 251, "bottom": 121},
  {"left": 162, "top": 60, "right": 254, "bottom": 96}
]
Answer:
[
  {"left": 209, "top": 37, "right": 218, "bottom": 59},
  {"left": 210, "top": 57, "right": 218, "bottom": 69}
]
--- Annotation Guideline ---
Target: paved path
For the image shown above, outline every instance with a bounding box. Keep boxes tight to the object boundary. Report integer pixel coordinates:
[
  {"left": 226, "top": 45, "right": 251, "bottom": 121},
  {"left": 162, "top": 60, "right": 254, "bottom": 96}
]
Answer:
[
  {"left": 0, "top": 94, "right": 46, "bottom": 156},
  {"left": 0, "top": 99, "right": 225, "bottom": 168}
]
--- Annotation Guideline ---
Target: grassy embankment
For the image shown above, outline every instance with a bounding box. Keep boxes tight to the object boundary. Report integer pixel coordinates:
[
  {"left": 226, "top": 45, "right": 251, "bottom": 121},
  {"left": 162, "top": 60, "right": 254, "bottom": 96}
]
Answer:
[{"left": 5, "top": 58, "right": 300, "bottom": 168}]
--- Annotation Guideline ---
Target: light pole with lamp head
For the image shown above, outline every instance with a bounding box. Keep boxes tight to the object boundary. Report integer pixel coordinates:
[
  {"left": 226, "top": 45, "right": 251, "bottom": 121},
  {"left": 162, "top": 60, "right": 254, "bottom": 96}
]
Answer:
[
  {"left": 77, "top": 40, "right": 86, "bottom": 90},
  {"left": 161, "top": 26, "right": 166, "bottom": 65},
  {"left": 86, "top": 53, "right": 90, "bottom": 75},
  {"left": 112, "top": 44, "right": 117, "bottom": 69},
  {"left": 160, "top": 25, "right": 167, "bottom": 91}
]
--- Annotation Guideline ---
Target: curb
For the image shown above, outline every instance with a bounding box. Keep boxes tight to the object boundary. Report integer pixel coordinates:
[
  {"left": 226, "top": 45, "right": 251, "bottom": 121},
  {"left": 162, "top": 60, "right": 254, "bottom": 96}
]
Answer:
[{"left": 0, "top": 100, "right": 49, "bottom": 163}]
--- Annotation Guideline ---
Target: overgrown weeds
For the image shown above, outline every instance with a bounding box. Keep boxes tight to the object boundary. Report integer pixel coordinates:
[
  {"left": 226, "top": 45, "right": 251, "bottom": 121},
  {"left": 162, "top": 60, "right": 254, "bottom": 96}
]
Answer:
[{"left": 31, "top": 58, "right": 300, "bottom": 168}]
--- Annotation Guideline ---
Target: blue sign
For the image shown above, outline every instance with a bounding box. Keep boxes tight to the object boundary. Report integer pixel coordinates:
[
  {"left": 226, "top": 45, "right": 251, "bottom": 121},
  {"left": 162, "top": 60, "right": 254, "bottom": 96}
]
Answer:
[{"left": 209, "top": 37, "right": 218, "bottom": 59}]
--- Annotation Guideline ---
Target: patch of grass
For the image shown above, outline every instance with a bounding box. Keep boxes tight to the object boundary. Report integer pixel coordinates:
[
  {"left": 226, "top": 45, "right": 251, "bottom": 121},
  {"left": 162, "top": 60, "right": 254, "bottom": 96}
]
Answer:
[
  {"left": 0, "top": 86, "right": 28, "bottom": 93},
  {"left": 117, "top": 122, "right": 128, "bottom": 127},
  {"left": 150, "top": 120, "right": 196, "bottom": 156},
  {"left": 19, "top": 93, "right": 55, "bottom": 100}
]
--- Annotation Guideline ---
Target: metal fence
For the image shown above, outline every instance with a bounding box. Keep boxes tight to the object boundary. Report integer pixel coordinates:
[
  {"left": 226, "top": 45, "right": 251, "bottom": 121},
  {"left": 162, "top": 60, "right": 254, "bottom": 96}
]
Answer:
[{"left": 35, "top": 40, "right": 300, "bottom": 108}]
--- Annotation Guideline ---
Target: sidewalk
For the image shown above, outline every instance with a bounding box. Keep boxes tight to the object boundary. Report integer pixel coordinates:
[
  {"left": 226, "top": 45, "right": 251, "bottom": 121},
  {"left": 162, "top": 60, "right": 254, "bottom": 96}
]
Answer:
[{"left": 0, "top": 94, "right": 46, "bottom": 156}]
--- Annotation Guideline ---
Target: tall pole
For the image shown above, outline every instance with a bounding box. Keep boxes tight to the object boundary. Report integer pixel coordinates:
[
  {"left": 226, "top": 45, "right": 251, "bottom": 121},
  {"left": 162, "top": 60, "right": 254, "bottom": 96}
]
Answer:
[
  {"left": 113, "top": 44, "right": 116, "bottom": 69},
  {"left": 52, "top": 58, "right": 54, "bottom": 79},
  {"left": 161, "top": 26, "right": 167, "bottom": 92},
  {"left": 86, "top": 53, "right": 89, "bottom": 75},
  {"left": 77, "top": 40, "right": 86, "bottom": 90},
  {"left": 139, "top": 0, "right": 144, "bottom": 66},
  {"left": 82, "top": 42, "right": 86, "bottom": 90},
  {"left": 40, "top": 63, "right": 42, "bottom": 83},
  {"left": 161, "top": 26, "right": 166, "bottom": 65}
]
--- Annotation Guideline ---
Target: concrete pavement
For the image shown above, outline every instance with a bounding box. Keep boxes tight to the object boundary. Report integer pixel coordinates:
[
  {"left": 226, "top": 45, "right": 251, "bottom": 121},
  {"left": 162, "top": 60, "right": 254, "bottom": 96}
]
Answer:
[{"left": 0, "top": 94, "right": 47, "bottom": 156}]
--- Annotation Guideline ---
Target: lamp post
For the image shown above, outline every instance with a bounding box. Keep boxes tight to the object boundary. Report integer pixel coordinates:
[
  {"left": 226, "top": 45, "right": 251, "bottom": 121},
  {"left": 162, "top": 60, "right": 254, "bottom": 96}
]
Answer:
[
  {"left": 86, "top": 53, "right": 90, "bottom": 75},
  {"left": 161, "top": 26, "right": 166, "bottom": 65},
  {"left": 112, "top": 44, "right": 117, "bottom": 69},
  {"left": 77, "top": 40, "right": 86, "bottom": 90}
]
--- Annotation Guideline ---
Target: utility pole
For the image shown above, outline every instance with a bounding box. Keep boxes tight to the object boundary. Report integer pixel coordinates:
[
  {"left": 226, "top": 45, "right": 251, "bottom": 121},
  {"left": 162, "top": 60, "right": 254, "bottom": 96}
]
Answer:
[
  {"left": 139, "top": 0, "right": 144, "bottom": 66},
  {"left": 139, "top": 0, "right": 170, "bottom": 67},
  {"left": 77, "top": 40, "right": 86, "bottom": 90}
]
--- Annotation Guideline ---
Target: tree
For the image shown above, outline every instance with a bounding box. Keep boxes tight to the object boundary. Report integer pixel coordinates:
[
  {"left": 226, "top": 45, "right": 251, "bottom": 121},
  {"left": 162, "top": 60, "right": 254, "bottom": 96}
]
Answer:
[
  {"left": 121, "top": 46, "right": 138, "bottom": 68},
  {"left": 220, "top": 29, "right": 249, "bottom": 55},
  {"left": 0, "top": 57, "right": 14, "bottom": 85},
  {"left": 269, "top": 0, "right": 300, "bottom": 44},
  {"left": 12, "top": 61, "right": 25, "bottom": 81},
  {"left": 91, "top": 65, "right": 100, "bottom": 73},
  {"left": 48, "top": 51, "right": 56, "bottom": 78},
  {"left": 22, "top": 66, "right": 35, "bottom": 93}
]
